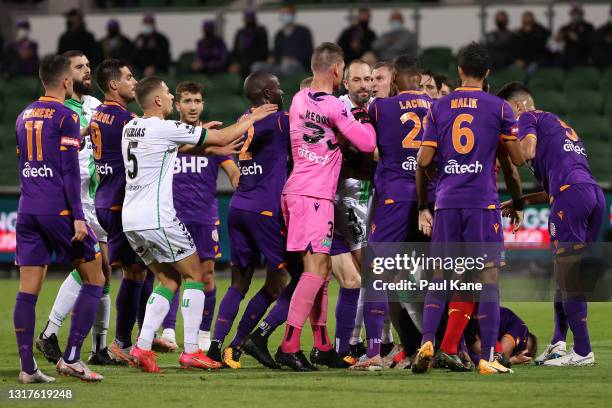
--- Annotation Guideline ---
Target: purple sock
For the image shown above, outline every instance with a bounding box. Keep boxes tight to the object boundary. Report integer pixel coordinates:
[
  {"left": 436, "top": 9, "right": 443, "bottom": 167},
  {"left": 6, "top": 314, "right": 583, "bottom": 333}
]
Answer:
[
  {"left": 115, "top": 278, "right": 143, "bottom": 347},
  {"left": 478, "top": 284, "right": 500, "bottom": 362},
  {"left": 563, "top": 297, "right": 591, "bottom": 356},
  {"left": 364, "top": 300, "right": 388, "bottom": 358},
  {"left": 200, "top": 288, "right": 217, "bottom": 331},
  {"left": 162, "top": 291, "right": 180, "bottom": 330},
  {"left": 334, "top": 287, "right": 360, "bottom": 354},
  {"left": 63, "top": 284, "right": 103, "bottom": 363},
  {"left": 14, "top": 292, "right": 38, "bottom": 374},
  {"left": 254, "top": 278, "right": 298, "bottom": 338},
  {"left": 230, "top": 288, "right": 274, "bottom": 347},
  {"left": 212, "top": 286, "right": 244, "bottom": 343},
  {"left": 551, "top": 289, "right": 568, "bottom": 343},
  {"left": 421, "top": 277, "right": 447, "bottom": 345},
  {"left": 138, "top": 271, "right": 155, "bottom": 331}
]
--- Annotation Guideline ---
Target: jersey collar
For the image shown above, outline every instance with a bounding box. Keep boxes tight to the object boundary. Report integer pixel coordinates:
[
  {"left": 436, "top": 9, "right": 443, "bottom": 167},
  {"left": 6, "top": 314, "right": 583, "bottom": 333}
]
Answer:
[
  {"left": 38, "top": 96, "right": 62, "bottom": 103},
  {"left": 104, "top": 100, "right": 128, "bottom": 110},
  {"left": 455, "top": 86, "right": 482, "bottom": 91},
  {"left": 398, "top": 90, "right": 425, "bottom": 95}
]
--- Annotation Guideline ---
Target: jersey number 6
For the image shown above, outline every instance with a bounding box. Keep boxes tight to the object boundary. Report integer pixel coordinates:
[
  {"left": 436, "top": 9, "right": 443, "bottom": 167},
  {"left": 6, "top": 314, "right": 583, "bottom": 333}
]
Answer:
[{"left": 452, "top": 114, "right": 475, "bottom": 154}]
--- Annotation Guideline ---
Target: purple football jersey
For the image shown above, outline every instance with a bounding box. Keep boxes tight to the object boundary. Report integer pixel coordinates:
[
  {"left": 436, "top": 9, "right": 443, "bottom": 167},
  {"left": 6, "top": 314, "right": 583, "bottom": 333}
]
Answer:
[
  {"left": 517, "top": 110, "right": 596, "bottom": 199},
  {"left": 498, "top": 307, "right": 529, "bottom": 354},
  {"left": 92, "top": 100, "right": 136, "bottom": 209},
  {"left": 173, "top": 150, "right": 230, "bottom": 226},
  {"left": 16, "top": 96, "right": 84, "bottom": 218},
  {"left": 422, "top": 86, "right": 517, "bottom": 209},
  {"left": 369, "top": 91, "right": 432, "bottom": 203},
  {"left": 230, "top": 110, "right": 290, "bottom": 216}
]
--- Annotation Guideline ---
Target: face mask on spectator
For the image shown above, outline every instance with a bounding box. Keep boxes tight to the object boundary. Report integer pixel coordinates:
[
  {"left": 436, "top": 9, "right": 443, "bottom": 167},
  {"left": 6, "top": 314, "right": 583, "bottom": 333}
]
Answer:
[
  {"left": 571, "top": 13, "right": 582, "bottom": 23},
  {"left": 390, "top": 20, "right": 403, "bottom": 31},
  {"left": 142, "top": 23, "right": 154, "bottom": 35},
  {"left": 280, "top": 13, "right": 294, "bottom": 25},
  {"left": 496, "top": 19, "right": 507, "bottom": 30},
  {"left": 16, "top": 28, "right": 29, "bottom": 41}
]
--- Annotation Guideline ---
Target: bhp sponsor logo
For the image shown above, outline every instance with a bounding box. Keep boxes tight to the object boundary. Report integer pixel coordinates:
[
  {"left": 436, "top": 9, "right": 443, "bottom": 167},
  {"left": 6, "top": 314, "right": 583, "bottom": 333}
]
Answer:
[
  {"left": 174, "top": 156, "right": 209, "bottom": 174},
  {"left": 444, "top": 160, "right": 482, "bottom": 175}
]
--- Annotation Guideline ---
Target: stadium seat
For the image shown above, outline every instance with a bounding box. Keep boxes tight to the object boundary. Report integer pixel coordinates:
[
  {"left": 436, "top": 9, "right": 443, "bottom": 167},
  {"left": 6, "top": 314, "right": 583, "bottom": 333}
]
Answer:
[
  {"left": 528, "top": 67, "right": 565, "bottom": 92},
  {"left": 2, "top": 97, "right": 32, "bottom": 126},
  {"left": 566, "top": 114, "right": 610, "bottom": 142},
  {"left": 565, "top": 90, "right": 604, "bottom": 114},
  {"left": 204, "top": 72, "right": 242, "bottom": 95},
  {"left": 138, "top": 0, "right": 171, "bottom": 7},
  {"left": 175, "top": 51, "right": 196, "bottom": 74},
  {"left": 4, "top": 76, "right": 41, "bottom": 99},
  {"left": 175, "top": 73, "right": 208, "bottom": 89},
  {"left": 279, "top": 71, "right": 309, "bottom": 98},
  {"left": 604, "top": 97, "right": 612, "bottom": 118},
  {"left": 565, "top": 66, "right": 601, "bottom": 91},
  {"left": 534, "top": 90, "right": 566, "bottom": 115},
  {"left": 420, "top": 47, "right": 454, "bottom": 72},
  {"left": 205, "top": 95, "right": 250, "bottom": 124},
  {"left": 489, "top": 67, "right": 525, "bottom": 94}
]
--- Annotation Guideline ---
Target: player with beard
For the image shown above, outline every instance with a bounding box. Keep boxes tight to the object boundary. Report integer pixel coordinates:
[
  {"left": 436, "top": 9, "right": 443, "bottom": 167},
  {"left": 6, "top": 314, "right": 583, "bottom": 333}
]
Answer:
[{"left": 36, "top": 51, "right": 114, "bottom": 366}]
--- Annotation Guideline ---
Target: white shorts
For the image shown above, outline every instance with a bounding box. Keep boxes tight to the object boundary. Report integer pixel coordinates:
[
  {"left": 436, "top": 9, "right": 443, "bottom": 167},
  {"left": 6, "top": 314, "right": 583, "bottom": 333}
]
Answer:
[
  {"left": 124, "top": 219, "right": 196, "bottom": 265},
  {"left": 84, "top": 202, "right": 107, "bottom": 243},
  {"left": 334, "top": 179, "right": 372, "bottom": 252}
]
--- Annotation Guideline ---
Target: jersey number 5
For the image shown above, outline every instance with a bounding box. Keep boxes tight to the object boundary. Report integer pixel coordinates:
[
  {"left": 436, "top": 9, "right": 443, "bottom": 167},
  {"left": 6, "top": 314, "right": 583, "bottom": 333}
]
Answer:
[
  {"left": 452, "top": 114, "right": 475, "bottom": 154},
  {"left": 24, "top": 120, "right": 44, "bottom": 161},
  {"left": 126, "top": 142, "right": 138, "bottom": 179},
  {"left": 400, "top": 112, "right": 423, "bottom": 149}
]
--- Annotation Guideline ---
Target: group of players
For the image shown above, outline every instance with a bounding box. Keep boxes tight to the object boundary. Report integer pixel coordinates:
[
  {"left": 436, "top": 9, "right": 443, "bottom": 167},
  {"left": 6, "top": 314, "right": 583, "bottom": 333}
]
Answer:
[{"left": 13, "top": 39, "right": 603, "bottom": 383}]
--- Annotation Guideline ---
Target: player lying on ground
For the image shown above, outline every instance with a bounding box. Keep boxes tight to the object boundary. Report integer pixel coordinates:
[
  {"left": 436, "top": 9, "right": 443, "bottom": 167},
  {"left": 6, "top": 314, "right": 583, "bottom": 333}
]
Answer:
[
  {"left": 498, "top": 81, "right": 603, "bottom": 367},
  {"left": 122, "top": 76, "right": 277, "bottom": 373},
  {"left": 15, "top": 54, "right": 106, "bottom": 383},
  {"left": 153, "top": 81, "right": 240, "bottom": 354}
]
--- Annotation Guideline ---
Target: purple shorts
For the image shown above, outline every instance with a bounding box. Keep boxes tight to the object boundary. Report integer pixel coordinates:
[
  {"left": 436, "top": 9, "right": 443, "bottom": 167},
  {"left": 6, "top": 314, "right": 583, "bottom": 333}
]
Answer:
[
  {"left": 228, "top": 206, "right": 287, "bottom": 270},
  {"left": 432, "top": 208, "right": 504, "bottom": 267},
  {"left": 549, "top": 183, "right": 605, "bottom": 255},
  {"left": 369, "top": 200, "right": 428, "bottom": 243},
  {"left": 16, "top": 214, "right": 99, "bottom": 266},
  {"left": 96, "top": 208, "right": 140, "bottom": 267},
  {"left": 185, "top": 222, "right": 221, "bottom": 260},
  {"left": 330, "top": 233, "right": 351, "bottom": 256}
]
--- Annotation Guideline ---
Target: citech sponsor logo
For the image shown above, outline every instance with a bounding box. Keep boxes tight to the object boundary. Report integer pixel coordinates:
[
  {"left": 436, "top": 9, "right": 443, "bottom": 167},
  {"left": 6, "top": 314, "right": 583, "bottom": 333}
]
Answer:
[
  {"left": 297, "top": 144, "right": 331, "bottom": 166},
  {"left": 174, "top": 156, "right": 209, "bottom": 174},
  {"left": 22, "top": 162, "right": 53, "bottom": 178},
  {"left": 402, "top": 156, "right": 418, "bottom": 171},
  {"left": 239, "top": 162, "right": 262, "bottom": 175},
  {"left": 444, "top": 159, "right": 482, "bottom": 175},
  {"left": 96, "top": 163, "right": 113, "bottom": 175},
  {"left": 563, "top": 139, "right": 587, "bottom": 156}
]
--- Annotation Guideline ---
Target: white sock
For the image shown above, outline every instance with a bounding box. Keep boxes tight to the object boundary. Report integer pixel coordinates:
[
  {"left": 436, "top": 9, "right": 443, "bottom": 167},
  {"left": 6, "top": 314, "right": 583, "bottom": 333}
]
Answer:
[
  {"left": 44, "top": 271, "right": 81, "bottom": 338},
  {"left": 162, "top": 328, "right": 176, "bottom": 343},
  {"left": 137, "top": 288, "right": 172, "bottom": 351},
  {"left": 350, "top": 288, "right": 365, "bottom": 345},
  {"left": 382, "top": 318, "right": 394, "bottom": 344},
  {"left": 91, "top": 291, "right": 111, "bottom": 353},
  {"left": 181, "top": 283, "right": 205, "bottom": 354}
]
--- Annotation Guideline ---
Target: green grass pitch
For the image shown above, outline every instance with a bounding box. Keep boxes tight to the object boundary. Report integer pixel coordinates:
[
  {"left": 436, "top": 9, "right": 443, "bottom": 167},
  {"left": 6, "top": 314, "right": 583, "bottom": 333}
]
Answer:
[{"left": 0, "top": 274, "right": 611, "bottom": 408}]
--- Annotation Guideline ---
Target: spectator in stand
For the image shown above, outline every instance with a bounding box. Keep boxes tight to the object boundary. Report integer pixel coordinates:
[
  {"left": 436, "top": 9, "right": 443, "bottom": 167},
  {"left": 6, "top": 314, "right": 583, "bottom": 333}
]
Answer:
[
  {"left": 4, "top": 19, "right": 39, "bottom": 77},
  {"left": 192, "top": 20, "right": 228, "bottom": 75},
  {"left": 133, "top": 13, "right": 171, "bottom": 76},
  {"left": 252, "top": 5, "right": 313, "bottom": 75},
  {"left": 229, "top": 10, "right": 268, "bottom": 79},
  {"left": 555, "top": 4, "right": 594, "bottom": 68},
  {"left": 513, "top": 11, "right": 551, "bottom": 73},
  {"left": 484, "top": 10, "right": 516, "bottom": 69},
  {"left": 370, "top": 10, "right": 417, "bottom": 62},
  {"left": 590, "top": 6, "right": 612, "bottom": 68},
  {"left": 338, "top": 8, "right": 377, "bottom": 63},
  {"left": 98, "top": 19, "right": 134, "bottom": 63},
  {"left": 57, "top": 8, "right": 100, "bottom": 66}
]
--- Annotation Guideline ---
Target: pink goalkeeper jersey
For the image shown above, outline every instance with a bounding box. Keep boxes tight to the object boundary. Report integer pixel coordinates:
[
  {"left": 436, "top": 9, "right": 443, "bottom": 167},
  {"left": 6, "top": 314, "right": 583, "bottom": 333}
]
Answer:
[{"left": 283, "top": 88, "right": 376, "bottom": 201}]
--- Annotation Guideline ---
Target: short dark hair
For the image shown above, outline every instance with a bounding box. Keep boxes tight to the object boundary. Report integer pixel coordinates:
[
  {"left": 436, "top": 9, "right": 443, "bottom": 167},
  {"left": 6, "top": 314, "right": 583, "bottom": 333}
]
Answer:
[
  {"left": 61, "top": 50, "right": 85, "bottom": 60},
  {"left": 95, "top": 59, "right": 130, "bottom": 93},
  {"left": 176, "top": 81, "right": 204, "bottom": 101},
  {"left": 39, "top": 54, "right": 71, "bottom": 87},
  {"left": 437, "top": 74, "right": 456, "bottom": 91},
  {"left": 311, "top": 42, "right": 344, "bottom": 73},
  {"left": 373, "top": 61, "right": 394, "bottom": 72},
  {"left": 344, "top": 59, "right": 371, "bottom": 80},
  {"left": 496, "top": 81, "right": 533, "bottom": 101},
  {"left": 458, "top": 42, "right": 490, "bottom": 79},
  {"left": 526, "top": 332, "right": 538, "bottom": 359},
  {"left": 135, "top": 77, "right": 164, "bottom": 108},
  {"left": 394, "top": 54, "right": 420, "bottom": 76}
]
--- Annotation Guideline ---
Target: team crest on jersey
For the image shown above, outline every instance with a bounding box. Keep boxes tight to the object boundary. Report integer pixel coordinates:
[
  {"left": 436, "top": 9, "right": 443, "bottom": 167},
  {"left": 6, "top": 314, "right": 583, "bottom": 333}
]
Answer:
[
  {"left": 211, "top": 229, "right": 219, "bottom": 243},
  {"left": 493, "top": 223, "right": 500, "bottom": 234},
  {"left": 314, "top": 202, "right": 320, "bottom": 212},
  {"left": 71, "top": 113, "right": 78, "bottom": 123},
  {"left": 557, "top": 210, "right": 564, "bottom": 221}
]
